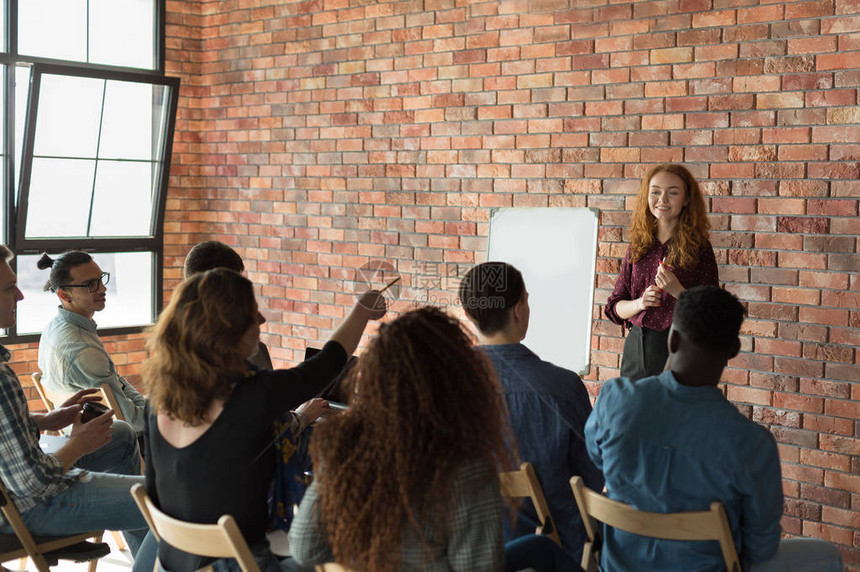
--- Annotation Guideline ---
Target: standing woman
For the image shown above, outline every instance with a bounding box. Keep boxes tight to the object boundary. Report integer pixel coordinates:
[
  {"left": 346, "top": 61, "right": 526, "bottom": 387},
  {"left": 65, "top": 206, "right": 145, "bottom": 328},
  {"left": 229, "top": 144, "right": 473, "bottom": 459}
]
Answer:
[
  {"left": 137, "top": 268, "right": 385, "bottom": 572},
  {"left": 604, "top": 164, "right": 718, "bottom": 380}
]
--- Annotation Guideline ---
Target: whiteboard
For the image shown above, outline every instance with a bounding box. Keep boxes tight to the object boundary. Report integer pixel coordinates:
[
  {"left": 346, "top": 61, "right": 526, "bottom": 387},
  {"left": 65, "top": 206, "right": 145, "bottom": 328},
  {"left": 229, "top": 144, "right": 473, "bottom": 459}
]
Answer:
[{"left": 487, "top": 208, "right": 599, "bottom": 376}]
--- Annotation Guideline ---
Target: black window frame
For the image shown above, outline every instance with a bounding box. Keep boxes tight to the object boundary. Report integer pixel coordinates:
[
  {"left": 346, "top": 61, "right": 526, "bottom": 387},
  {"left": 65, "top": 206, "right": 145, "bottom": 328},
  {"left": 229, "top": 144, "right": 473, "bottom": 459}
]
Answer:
[{"left": 0, "top": 0, "right": 175, "bottom": 343}]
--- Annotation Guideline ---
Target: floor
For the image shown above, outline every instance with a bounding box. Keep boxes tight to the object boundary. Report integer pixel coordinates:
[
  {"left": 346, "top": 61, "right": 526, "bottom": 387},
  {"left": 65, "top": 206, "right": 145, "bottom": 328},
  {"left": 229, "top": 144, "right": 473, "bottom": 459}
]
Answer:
[{"left": 6, "top": 530, "right": 292, "bottom": 572}]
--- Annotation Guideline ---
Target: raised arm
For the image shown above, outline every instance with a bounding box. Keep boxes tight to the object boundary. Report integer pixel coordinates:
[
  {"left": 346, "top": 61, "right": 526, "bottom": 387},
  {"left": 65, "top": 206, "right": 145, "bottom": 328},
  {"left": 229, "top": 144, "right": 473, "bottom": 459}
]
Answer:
[{"left": 328, "top": 291, "right": 387, "bottom": 355}]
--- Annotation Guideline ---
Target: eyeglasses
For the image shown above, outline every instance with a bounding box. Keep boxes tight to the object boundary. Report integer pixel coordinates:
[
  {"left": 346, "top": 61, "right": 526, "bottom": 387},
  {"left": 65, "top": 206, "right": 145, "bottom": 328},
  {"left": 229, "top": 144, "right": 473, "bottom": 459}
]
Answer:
[{"left": 60, "top": 272, "right": 110, "bottom": 293}]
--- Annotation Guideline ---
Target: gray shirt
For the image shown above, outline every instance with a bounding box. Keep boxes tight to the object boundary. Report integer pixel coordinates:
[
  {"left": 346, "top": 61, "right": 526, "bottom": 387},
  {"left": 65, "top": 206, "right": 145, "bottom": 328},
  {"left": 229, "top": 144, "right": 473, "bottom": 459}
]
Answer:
[
  {"left": 289, "top": 461, "right": 504, "bottom": 571},
  {"left": 38, "top": 307, "right": 146, "bottom": 432}
]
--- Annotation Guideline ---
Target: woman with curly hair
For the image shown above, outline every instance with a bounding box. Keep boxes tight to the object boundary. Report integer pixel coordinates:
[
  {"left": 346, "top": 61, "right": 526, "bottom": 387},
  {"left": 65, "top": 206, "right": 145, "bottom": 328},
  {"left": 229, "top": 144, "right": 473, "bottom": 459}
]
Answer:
[
  {"left": 604, "top": 164, "right": 719, "bottom": 380},
  {"left": 289, "top": 307, "right": 578, "bottom": 572},
  {"left": 136, "top": 268, "right": 385, "bottom": 572}
]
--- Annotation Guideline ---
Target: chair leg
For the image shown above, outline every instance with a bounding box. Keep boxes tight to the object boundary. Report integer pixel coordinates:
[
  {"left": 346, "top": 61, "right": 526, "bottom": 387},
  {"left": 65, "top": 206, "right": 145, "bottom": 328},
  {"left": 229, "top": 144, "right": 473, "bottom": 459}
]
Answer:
[
  {"left": 87, "top": 556, "right": 100, "bottom": 572},
  {"left": 18, "top": 556, "right": 28, "bottom": 570},
  {"left": 111, "top": 530, "right": 126, "bottom": 551},
  {"left": 30, "top": 553, "right": 52, "bottom": 572}
]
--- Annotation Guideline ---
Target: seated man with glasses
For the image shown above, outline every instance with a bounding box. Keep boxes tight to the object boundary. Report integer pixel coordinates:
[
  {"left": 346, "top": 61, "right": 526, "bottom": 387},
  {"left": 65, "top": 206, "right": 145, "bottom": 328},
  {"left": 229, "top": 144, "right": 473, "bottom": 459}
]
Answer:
[{"left": 37, "top": 251, "right": 147, "bottom": 435}]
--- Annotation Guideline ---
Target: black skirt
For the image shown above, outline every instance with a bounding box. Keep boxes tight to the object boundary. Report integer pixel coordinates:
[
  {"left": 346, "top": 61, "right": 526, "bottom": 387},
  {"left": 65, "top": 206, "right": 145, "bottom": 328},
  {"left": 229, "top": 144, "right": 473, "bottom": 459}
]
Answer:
[{"left": 620, "top": 325, "right": 670, "bottom": 381}]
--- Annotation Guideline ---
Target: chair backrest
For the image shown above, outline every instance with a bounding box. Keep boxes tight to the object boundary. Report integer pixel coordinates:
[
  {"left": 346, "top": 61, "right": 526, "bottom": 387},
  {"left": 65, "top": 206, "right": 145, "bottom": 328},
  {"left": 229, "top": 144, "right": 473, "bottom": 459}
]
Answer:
[
  {"left": 34, "top": 372, "right": 126, "bottom": 424},
  {"left": 498, "top": 462, "right": 562, "bottom": 547},
  {"left": 30, "top": 372, "right": 55, "bottom": 411},
  {"left": 0, "top": 475, "right": 103, "bottom": 572},
  {"left": 97, "top": 386, "right": 126, "bottom": 422},
  {"left": 570, "top": 476, "right": 741, "bottom": 572},
  {"left": 130, "top": 484, "right": 260, "bottom": 572}
]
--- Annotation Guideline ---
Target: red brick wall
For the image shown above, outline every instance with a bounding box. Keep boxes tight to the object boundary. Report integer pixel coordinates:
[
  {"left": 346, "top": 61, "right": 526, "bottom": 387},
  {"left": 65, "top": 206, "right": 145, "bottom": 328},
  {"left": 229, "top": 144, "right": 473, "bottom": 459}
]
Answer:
[{"left": 19, "top": 0, "right": 859, "bottom": 566}]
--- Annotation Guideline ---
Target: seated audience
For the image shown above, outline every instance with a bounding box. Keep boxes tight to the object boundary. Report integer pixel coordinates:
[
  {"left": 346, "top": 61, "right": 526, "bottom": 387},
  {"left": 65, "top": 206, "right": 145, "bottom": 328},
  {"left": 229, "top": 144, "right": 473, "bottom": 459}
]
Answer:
[
  {"left": 288, "top": 307, "right": 580, "bottom": 572},
  {"left": 184, "top": 240, "right": 272, "bottom": 369},
  {"left": 0, "top": 244, "right": 154, "bottom": 567},
  {"left": 183, "top": 239, "right": 328, "bottom": 429},
  {"left": 459, "top": 262, "right": 604, "bottom": 559},
  {"left": 37, "top": 251, "right": 146, "bottom": 433},
  {"left": 139, "top": 268, "right": 385, "bottom": 572},
  {"left": 586, "top": 285, "right": 843, "bottom": 571},
  {"left": 183, "top": 239, "right": 329, "bottom": 531}
]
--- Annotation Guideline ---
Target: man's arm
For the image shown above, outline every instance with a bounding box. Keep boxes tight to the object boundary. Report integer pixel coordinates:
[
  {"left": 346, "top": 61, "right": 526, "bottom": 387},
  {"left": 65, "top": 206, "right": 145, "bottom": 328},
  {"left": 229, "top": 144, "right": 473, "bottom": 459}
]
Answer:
[
  {"left": 72, "top": 347, "right": 146, "bottom": 432},
  {"left": 563, "top": 380, "right": 606, "bottom": 492},
  {"left": 0, "top": 368, "right": 81, "bottom": 499},
  {"left": 584, "top": 386, "right": 607, "bottom": 473},
  {"left": 738, "top": 430, "right": 783, "bottom": 563}
]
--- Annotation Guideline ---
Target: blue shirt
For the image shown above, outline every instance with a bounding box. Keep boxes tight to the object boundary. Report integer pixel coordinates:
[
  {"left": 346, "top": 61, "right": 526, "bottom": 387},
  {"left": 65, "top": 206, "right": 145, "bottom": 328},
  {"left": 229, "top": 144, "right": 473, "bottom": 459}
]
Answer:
[
  {"left": 585, "top": 371, "right": 783, "bottom": 571},
  {"left": 482, "top": 343, "right": 604, "bottom": 557}
]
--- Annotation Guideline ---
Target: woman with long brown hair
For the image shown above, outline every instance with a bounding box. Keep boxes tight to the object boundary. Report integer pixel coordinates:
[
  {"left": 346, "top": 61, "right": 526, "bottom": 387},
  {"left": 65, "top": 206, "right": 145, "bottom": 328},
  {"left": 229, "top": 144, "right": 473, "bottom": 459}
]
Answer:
[
  {"left": 604, "top": 164, "right": 718, "bottom": 380},
  {"left": 136, "top": 268, "right": 385, "bottom": 572},
  {"left": 288, "top": 306, "right": 580, "bottom": 572}
]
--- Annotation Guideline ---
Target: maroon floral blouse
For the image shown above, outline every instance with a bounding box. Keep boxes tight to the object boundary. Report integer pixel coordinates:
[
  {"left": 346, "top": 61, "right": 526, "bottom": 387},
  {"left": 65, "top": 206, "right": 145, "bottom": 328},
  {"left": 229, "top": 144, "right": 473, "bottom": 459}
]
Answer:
[{"left": 604, "top": 240, "right": 719, "bottom": 332}]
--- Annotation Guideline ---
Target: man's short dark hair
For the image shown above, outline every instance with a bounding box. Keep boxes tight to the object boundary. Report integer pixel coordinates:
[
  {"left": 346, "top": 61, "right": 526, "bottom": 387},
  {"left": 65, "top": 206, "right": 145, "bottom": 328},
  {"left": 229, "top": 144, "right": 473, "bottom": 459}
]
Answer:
[
  {"left": 458, "top": 262, "right": 525, "bottom": 335},
  {"left": 673, "top": 286, "right": 745, "bottom": 350},
  {"left": 184, "top": 241, "right": 244, "bottom": 277}
]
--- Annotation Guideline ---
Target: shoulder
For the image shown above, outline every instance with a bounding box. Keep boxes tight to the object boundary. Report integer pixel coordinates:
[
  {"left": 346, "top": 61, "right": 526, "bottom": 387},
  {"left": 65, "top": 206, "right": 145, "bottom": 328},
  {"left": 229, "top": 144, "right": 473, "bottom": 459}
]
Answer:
[
  {"left": 455, "top": 460, "right": 498, "bottom": 491},
  {"left": 596, "top": 375, "right": 639, "bottom": 400}
]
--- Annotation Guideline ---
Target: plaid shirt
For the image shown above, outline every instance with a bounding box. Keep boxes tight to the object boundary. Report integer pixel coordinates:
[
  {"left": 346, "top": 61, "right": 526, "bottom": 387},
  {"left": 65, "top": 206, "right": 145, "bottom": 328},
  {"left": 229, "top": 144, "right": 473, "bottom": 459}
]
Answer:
[
  {"left": 0, "top": 345, "right": 84, "bottom": 523},
  {"left": 289, "top": 461, "right": 504, "bottom": 571}
]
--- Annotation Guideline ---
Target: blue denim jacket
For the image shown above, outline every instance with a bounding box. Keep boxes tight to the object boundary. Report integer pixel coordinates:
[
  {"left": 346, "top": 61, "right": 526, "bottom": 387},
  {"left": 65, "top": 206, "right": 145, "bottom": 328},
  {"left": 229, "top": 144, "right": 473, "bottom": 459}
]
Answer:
[
  {"left": 586, "top": 371, "right": 783, "bottom": 571},
  {"left": 38, "top": 307, "right": 146, "bottom": 432},
  {"left": 482, "top": 343, "right": 604, "bottom": 558}
]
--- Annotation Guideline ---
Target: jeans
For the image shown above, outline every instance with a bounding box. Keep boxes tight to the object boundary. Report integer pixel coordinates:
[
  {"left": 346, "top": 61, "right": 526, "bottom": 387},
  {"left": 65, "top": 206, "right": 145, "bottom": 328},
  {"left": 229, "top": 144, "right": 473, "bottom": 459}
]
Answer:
[
  {"left": 748, "top": 538, "right": 844, "bottom": 572},
  {"left": 76, "top": 420, "right": 142, "bottom": 476},
  {"left": 1, "top": 420, "right": 155, "bottom": 570}
]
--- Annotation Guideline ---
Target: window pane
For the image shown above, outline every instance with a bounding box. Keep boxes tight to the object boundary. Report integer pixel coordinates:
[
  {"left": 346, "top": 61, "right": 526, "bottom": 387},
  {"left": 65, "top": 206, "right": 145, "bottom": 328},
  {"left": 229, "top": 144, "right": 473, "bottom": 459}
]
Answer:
[
  {"left": 90, "top": 161, "right": 156, "bottom": 236},
  {"left": 90, "top": 0, "right": 156, "bottom": 70},
  {"left": 16, "top": 251, "right": 154, "bottom": 334},
  {"left": 99, "top": 80, "right": 166, "bottom": 161},
  {"left": 14, "top": 66, "right": 31, "bottom": 195},
  {"left": 25, "top": 158, "right": 95, "bottom": 238},
  {"left": 18, "top": 0, "right": 87, "bottom": 62},
  {"left": 0, "top": 64, "right": 4, "bottom": 246},
  {"left": 33, "top": 75, "right": 103, "bottom": 158},
  {"left": 0, "top": 0, "right": 5, "bottom": 51}
]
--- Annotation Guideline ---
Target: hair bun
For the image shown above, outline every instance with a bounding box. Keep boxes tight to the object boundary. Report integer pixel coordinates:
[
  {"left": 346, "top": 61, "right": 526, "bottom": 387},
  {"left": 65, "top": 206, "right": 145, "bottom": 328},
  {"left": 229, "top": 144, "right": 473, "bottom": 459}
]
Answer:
[{"left": 36, "top": 252, "right": 54, "bottom": 270}]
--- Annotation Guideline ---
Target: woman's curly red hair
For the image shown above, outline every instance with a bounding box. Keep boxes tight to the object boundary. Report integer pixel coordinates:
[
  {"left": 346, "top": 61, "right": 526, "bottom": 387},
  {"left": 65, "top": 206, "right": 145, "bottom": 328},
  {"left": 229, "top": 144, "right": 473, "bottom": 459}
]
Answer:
[
  {"left": 629, "top": 164, "right": 711, "bottom": 269},
  {"left": 309, "top": 307, "right": 517, "bottom": 571}
]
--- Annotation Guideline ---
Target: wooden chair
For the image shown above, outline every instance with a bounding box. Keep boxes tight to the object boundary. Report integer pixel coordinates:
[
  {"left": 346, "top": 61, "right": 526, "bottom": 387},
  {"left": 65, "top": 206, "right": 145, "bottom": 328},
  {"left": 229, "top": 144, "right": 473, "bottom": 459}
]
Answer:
[
  {"left": 33, "top": 372, "right": 125, "bottom": 425},
  {"left": 97, "top": 385, "right": 125, "bottom": 422},
  {"left": 130, "top": 484, "right": 259, "bottom": 572},
  {"left": 570, "top": 475, "right": 741, "bottom": 572},
  {"left": 498, "top": 462, "right": 562, "bottom": 547},
  {"left": 31, "top": 372, "right": 55, "bottom": 411},
  {"left": 31, "top": 371, "right": 129, "bottom": 551},
  {"left": 0, "top": 476, "right": 104, "bottom": 572}
]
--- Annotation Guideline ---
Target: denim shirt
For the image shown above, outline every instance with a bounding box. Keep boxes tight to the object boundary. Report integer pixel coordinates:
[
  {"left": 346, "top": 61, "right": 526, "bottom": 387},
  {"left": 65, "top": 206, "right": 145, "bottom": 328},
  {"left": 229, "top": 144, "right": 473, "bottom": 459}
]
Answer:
[
  {"left": 38, "top": 307, "right": 146, "bottom": 432},
  {"left": 585, "top": 371, "right": 783, "bottom": 571},
  {"left": 482, "top": 343, "right": 604, "bottom": 558}
]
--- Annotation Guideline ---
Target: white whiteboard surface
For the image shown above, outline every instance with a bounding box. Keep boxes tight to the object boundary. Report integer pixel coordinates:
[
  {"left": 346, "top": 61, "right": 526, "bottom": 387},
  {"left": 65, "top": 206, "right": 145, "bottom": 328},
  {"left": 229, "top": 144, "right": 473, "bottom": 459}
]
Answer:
[{"left": 487, "top": 208, "right": 599, "bottom": 376}]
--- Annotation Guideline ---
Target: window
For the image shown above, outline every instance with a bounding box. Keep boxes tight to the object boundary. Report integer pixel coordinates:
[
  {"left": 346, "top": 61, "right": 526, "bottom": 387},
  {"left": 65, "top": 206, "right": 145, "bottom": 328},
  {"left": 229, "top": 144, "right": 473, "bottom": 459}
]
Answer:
[{"left": 1, "top": 0, "right": 177, "bottom": 340}]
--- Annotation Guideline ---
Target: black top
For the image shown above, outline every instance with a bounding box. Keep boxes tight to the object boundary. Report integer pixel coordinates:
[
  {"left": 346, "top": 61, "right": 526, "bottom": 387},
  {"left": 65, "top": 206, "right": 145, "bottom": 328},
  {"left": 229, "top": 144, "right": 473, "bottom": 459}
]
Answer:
[{"left": 144, "top": 341, "right": 347, "bottom": 571}]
